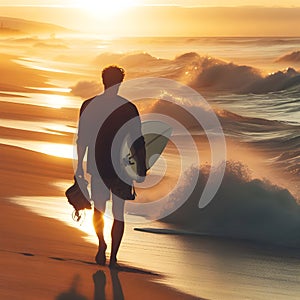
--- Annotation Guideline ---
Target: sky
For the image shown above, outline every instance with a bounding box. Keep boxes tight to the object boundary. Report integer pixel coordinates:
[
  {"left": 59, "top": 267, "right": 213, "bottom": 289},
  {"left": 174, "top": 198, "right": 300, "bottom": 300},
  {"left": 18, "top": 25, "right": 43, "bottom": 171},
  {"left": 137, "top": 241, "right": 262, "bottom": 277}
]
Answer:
[
  {"left": 1, "top": 0, "right": 300, "bottom": 7},
  {"left": 1, "top": 1, "right": 300, "bottom": 36}
]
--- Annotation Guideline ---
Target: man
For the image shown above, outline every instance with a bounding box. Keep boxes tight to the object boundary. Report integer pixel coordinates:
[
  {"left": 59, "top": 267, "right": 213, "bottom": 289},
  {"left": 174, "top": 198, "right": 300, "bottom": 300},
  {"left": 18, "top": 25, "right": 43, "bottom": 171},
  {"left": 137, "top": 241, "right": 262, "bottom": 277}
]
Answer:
[{"left": 76, "top": 66, "right": 146, "bottom": 267}]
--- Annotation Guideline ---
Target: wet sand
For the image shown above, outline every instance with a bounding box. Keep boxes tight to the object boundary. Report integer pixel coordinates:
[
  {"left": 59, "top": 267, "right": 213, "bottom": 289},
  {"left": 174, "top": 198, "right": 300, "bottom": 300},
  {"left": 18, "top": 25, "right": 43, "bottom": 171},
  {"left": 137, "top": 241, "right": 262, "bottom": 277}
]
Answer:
[{"left": 0, "top": 142, "right": 201, "bottom": 299}]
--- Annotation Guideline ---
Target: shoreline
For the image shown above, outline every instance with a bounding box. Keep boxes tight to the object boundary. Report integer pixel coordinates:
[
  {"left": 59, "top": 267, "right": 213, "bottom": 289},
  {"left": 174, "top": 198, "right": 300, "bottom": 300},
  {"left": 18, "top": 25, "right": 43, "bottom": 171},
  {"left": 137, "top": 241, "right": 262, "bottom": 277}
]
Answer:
[{"left": 0, "top": 143, "right": 202, "bottom": 299}]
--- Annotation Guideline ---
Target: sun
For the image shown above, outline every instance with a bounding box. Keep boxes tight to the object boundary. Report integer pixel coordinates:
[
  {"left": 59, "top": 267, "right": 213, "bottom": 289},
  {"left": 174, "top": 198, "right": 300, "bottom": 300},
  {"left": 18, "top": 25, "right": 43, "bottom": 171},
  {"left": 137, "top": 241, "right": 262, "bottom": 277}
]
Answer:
[{"left": 77, "top": 0, "right": 137, "bottom": 18}]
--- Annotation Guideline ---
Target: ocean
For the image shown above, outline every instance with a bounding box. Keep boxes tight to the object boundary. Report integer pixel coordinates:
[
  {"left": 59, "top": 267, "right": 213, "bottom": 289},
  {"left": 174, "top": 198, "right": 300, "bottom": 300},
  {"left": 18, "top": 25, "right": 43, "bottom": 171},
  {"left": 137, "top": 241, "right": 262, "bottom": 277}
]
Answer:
[{"left": 1, "top": 35, "right": 300, "bottom": 299}]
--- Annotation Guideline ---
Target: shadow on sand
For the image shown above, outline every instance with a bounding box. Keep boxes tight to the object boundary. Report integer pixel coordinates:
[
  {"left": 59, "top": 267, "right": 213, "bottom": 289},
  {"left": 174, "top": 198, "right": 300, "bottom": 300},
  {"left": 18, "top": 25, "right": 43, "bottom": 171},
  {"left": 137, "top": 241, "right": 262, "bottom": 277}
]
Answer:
[
  {"left": 56, "top": 264, "right": 159, "bottom": 300},
  {"left": 56, "top": 274, "right": 88, "bottom": 300}
]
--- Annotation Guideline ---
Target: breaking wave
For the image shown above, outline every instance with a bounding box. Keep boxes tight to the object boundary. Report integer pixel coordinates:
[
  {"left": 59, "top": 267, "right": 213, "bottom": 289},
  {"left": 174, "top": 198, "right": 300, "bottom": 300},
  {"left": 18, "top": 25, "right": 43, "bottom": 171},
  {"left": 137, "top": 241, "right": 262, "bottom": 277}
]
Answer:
[
  {"left": 71, "top": 51, "right": 300, "bottom": 98},
  {"left": 153, "top": 162, "right": 300, "bottom": 248},
  {"left": 276, "top": 51, "right": 300, "bottom": 63}
]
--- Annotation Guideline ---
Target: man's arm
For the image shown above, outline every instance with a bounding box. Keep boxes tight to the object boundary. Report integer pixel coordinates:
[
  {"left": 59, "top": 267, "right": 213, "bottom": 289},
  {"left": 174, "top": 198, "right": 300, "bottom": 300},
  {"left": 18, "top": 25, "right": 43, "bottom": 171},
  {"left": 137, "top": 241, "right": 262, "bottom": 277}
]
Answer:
[
  {"left": 76, "top": 99, "right": 92, "bottom": 178},
  {"left": 128, "top": 105, "right": 147, "bottom": 182},
  {"left": 76, "top": 144, "right": 86, "bottom": 177}
]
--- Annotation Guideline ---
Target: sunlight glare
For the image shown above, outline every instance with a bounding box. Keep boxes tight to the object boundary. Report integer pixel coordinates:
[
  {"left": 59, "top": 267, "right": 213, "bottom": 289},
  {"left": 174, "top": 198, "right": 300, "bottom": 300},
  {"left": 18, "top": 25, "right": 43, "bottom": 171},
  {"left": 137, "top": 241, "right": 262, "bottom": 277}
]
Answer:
[
  {"left": 39, "top": 143, "right": 73, "bottom": 159},
  {"left": 79, "top": 208, "right": 113, "bottom": 245},
  {"left": 77, "top": 0, "right": 137, "bottom": 18}
]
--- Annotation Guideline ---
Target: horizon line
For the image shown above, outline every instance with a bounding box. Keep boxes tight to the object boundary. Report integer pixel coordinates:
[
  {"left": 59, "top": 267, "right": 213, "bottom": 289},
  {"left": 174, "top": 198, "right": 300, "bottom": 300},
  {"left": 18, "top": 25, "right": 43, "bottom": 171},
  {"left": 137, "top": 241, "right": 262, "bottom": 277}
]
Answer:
[{"left": 1, "top": 4, "right": 300, "bottom": 8}]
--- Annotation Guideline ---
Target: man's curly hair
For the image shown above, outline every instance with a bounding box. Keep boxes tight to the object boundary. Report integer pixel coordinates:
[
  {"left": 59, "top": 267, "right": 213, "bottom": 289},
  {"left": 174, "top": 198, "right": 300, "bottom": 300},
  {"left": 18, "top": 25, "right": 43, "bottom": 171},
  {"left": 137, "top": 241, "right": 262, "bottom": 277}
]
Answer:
[{"left": 102, "top": 65, "right": 125, "bottom": 89}]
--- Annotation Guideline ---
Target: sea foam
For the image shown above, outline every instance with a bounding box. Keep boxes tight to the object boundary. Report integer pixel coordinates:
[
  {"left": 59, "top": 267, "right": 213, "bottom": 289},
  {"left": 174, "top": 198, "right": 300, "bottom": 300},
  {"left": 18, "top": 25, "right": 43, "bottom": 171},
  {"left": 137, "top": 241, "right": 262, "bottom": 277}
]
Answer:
[{"left": 159, "top": 162, "right": 300, "bottom": 248}]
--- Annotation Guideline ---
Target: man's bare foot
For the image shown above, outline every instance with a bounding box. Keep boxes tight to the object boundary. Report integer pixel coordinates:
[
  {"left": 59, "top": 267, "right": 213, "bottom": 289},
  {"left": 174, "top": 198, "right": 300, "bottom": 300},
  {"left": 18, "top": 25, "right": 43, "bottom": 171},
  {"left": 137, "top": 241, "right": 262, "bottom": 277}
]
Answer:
[
  {"left": 95, "top": 244, "right": 107, "bottom": 266},
  {"left": 109, "top": 258, "right": 120, "bottom": 269}
]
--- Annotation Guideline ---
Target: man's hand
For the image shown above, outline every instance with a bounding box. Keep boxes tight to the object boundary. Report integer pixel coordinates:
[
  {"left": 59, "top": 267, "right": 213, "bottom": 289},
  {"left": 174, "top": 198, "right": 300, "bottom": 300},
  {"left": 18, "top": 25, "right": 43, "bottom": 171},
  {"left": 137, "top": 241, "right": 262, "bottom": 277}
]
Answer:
[
  {"left": 76, "top": 165, "right": 84, "bottom": 178},
  {"left": 136, "top": 175, "right": 146, "bottom": 183},
  {"left": 136, "top": 164, "right": 147, "bottom": 183},
  {"left": 130, "top": 136, "right": 147, "bottom": 183}
]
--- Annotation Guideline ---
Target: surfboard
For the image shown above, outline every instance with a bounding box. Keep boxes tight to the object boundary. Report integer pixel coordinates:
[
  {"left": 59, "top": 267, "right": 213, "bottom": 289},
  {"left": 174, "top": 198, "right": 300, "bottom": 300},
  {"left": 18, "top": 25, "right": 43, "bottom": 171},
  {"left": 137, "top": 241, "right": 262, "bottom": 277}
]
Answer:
[{"left": 122, "top": 120, "right": 172, "bottom": 180}]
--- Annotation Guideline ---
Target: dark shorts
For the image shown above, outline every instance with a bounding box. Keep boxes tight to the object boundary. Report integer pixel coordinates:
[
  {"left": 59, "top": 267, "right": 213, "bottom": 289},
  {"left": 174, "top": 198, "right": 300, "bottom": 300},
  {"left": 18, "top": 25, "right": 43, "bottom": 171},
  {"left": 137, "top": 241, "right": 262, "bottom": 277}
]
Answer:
[
  {"left": 103, "top": 176, "right": 135, "bottom": 200},
  {"left": 91, "top": 175, "right": 135, "bottom": 211}
]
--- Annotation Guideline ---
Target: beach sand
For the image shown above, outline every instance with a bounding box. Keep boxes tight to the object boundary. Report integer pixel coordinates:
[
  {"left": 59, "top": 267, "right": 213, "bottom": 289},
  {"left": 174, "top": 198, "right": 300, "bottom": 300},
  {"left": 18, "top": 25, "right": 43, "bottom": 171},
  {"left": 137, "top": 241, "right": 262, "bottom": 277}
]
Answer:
[{"left": 0, "top": 142, "right": 201, "bottom": 300}]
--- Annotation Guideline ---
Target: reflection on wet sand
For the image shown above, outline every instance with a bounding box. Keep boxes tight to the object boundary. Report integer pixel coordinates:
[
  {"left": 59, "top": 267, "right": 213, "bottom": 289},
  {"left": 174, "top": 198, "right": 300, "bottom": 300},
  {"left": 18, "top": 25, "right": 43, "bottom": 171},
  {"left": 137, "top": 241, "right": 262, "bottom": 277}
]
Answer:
[
  {"left": 56, "top": 270, "right": 123, "bottom": 300},
  {"left": 93, "top": 269, "right": 125, "bottom": 300},
  {"left": 57, "top": 265, "right": 158, "bottom": 300},
  {"left": 93, "top": 271, "right": 106, "bottom": 300}
]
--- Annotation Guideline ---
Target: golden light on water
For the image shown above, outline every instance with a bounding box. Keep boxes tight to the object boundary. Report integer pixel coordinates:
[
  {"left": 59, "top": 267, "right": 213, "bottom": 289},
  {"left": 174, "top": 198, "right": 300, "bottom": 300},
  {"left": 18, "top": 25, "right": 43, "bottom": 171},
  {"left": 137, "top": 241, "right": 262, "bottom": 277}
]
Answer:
[
  {"left": 38, "top": 143, "right": 73, "bottom": 159},
  {"left": 10, "top": 196, "right": 114, "bottom": 248},
  {"left": 35, "top": 94, "right": 70, "bottom": 109},
  {"left": 0, "top": 139, "right": 74, "bottom": 159}
]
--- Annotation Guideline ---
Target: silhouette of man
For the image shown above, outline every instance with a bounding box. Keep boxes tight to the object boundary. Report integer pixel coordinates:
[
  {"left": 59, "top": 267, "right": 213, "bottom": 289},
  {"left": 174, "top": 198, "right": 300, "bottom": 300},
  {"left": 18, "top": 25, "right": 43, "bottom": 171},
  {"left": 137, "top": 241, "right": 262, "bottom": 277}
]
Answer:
[{"left": 76, "top": 66, "right": 146, "bottom": 267}]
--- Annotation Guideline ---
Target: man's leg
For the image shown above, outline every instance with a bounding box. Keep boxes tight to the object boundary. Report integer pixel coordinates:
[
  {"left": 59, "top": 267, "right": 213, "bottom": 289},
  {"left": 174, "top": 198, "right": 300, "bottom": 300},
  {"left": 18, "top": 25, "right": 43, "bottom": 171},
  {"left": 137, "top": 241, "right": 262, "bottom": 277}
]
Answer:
[
  {"left": 110, "top": 195, "right": 125, "bottom": 266},
  {"left": 93, "top": 209, "right": 108, "bottom": 265},
  {"left": 91, "top": 176, "right": 109, "bottom": 265},
  {"left": 93, "top": 208, "right": 107, "bottom": 247}
]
